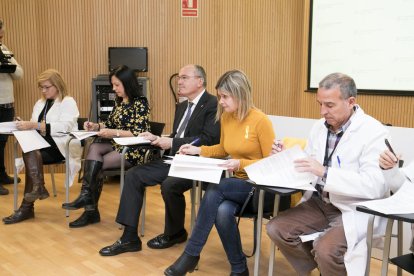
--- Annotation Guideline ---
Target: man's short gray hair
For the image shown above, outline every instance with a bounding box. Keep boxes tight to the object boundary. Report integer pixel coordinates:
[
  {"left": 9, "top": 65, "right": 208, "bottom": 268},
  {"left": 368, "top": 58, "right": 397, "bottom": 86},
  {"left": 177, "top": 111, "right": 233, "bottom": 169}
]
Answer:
[{"left": 319, "top": 73, "right": 357, "bottom": 99}]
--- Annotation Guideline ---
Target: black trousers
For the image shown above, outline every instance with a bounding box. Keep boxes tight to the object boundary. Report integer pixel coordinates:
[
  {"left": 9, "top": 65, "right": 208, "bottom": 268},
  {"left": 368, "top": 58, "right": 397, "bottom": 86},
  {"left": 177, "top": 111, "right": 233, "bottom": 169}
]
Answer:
[
  {"left": 0, "top": 106, "right": 14, "bottom": 174},
  {"left": 116, "top": 159, "right": 193, "bottom": 236}
]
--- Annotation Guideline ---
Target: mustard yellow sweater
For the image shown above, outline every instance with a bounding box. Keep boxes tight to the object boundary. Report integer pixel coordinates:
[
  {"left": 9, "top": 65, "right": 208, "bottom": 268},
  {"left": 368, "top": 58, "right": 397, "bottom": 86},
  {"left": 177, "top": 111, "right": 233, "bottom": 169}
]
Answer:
[{"left": 200, "top": 108, "right": 275, "bottom": 179}]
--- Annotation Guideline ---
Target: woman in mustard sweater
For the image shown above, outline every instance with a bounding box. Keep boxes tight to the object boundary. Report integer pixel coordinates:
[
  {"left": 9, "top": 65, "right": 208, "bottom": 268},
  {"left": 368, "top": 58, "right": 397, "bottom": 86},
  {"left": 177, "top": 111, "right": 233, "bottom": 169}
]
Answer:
[{"left": 164, "top": 70, "right": 275, "bottom": 276}]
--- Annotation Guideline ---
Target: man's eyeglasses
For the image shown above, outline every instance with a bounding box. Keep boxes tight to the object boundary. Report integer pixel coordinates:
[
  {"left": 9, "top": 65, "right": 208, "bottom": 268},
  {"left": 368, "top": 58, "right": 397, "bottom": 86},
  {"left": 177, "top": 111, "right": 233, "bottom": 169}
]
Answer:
[
  {"left": 176, "top": 75, "right": 202, "bottom": 81},
  {"left": 38, "top": 85, "right": 54, "bottom": 90}
]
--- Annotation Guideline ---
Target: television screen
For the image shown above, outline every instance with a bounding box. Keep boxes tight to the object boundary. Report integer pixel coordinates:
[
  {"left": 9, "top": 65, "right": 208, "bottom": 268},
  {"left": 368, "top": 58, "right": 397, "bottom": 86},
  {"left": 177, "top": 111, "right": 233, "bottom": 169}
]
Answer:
[{"left": 108, "top": 47, "right": 148, "bottom": 72}]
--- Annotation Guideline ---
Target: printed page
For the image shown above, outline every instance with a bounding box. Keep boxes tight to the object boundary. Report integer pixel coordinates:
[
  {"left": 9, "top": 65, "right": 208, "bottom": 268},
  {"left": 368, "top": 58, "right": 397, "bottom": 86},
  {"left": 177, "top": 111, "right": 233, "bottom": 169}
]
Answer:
[
  {"left": 168, "top": 155, "right": 226, "bottom": 184},
  {"left": 245, "top": 146, "right": 316, "bottom": 191},
  {"left": 0, "top": 121, "right": 17, "bottom": 133},
  {"left": 113, "top": 136, "right": 151, "bottom": 146},
  {"left": 13, "top": 130, "right": 50, "bottom": 153},
  {"left": 70, "top": 131, "right": 98, "bottom": 140},
  {"left": 358, "top": 182, "right": 414, "bottom": 214}
]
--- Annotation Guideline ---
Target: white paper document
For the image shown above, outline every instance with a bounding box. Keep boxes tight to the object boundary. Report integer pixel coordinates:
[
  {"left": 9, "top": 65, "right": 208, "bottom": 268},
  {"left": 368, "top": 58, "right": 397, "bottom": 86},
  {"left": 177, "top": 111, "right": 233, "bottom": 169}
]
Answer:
[
  {"left": 0, "top": 121, "right": 17, "bottom": 133},
  {"left": 168, "top": 154, "right": 227, "bottom": 184},
  {"left": 13, "top": 130, "right": 50, "bottom": 153},
  {"left": 113, "top": 136, "right": 151, "bottom": 146},
  {"left": 245, "top": 146, "right": 316, "bottom": 191},
  {"left": 358, "top": 182, "right": 414, "bottom": 214},
  {"left": 300, "top": 232, "right": 323, "bottom": 243},
  {"left": 70, "top": 131, "right": 98, "bottom": 140}
]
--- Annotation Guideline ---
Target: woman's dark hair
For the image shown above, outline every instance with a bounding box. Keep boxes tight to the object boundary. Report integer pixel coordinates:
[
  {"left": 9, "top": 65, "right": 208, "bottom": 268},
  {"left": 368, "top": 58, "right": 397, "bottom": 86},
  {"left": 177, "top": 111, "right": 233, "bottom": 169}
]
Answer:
[{"left": 109, "top": 65, "right": 145, "bottom": 103}]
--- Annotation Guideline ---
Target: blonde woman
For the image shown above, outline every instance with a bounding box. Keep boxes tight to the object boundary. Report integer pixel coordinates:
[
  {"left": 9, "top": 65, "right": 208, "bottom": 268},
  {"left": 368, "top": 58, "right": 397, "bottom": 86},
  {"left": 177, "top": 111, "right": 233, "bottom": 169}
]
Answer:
[
  {"left": 165, "top": 70, "right": 275, "bottom": 276},
  {"left": 3, "top": 69, "right": 81, "bottom": 224}
]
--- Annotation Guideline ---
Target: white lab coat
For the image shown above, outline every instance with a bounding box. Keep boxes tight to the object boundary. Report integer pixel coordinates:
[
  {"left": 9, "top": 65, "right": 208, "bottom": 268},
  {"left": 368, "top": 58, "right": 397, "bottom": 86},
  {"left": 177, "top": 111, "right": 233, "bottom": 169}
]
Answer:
[
  {"left": 302, "top": 106, "right": 389, "bottom": 276},
  {"left": 31, "top": 96, "right": 82, "bottom": 186}
]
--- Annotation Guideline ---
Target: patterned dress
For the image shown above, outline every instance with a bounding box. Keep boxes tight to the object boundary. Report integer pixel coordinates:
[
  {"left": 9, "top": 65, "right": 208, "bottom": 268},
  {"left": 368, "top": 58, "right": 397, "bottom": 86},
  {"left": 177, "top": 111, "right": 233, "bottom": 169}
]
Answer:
[{"left": 104, "top": 96, "right": 150, "bottom": 166}]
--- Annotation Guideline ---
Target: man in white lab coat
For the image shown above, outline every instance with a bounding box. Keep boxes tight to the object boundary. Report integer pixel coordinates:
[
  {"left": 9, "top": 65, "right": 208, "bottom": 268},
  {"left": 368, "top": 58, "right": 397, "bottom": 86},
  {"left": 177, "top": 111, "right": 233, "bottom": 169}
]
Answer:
[{"left": 266, "top": 72, "right": 388, "bottom": 276}]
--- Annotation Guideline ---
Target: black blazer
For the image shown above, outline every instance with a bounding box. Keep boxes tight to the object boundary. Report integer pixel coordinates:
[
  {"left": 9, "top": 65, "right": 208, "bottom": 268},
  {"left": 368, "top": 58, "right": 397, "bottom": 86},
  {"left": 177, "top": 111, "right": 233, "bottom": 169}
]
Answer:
[{"left": 169, "top": 91, "right": 220, "bottom": 154}]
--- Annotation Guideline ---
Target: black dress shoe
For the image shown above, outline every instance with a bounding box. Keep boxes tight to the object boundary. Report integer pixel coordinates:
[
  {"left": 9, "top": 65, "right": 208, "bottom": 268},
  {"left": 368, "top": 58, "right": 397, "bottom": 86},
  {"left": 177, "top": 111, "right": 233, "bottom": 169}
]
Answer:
[
  {"left": 69, "top": 209, "right": 100, "bottom": 228},
  {"left": 147, "top": 230, "right": 188, "bottom": 249},
  {"left": 230, "top": 267, "right": 249, "bottom": 276},
  {"left": 3, "top": 206, "right": 34, "bottom": 224},
  {"left": 0, "top": 184, "right": 9, "bottom": 195},
  {"left": 164, "top": 252, "right": 200, "bottom": 276},
  {"left": 99, "top": 239, "right": 142, "bottom": 256},
  {"left": 0, "top": 173, "right": 20, "bottom": 185}
]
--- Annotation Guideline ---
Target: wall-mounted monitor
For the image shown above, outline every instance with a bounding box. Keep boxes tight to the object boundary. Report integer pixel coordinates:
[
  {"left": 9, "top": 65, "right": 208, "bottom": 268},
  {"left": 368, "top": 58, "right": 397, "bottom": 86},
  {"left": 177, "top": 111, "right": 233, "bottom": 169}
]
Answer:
[{"left": 108, "top": 47, "right": 148, "bottom": 72}]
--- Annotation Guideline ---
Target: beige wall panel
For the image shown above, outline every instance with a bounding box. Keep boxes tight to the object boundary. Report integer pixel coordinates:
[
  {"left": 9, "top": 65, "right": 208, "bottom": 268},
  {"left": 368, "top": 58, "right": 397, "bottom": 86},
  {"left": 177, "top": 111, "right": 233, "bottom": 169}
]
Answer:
[{"left": 0, "top": 0, "right": 413, "bottom": 173}]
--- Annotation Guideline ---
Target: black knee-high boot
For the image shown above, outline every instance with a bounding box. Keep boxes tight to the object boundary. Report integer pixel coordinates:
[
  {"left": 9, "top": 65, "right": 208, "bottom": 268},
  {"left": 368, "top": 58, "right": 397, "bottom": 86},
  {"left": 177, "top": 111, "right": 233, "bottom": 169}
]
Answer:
[
  {"left": 69, "top": 175, "right": 103, "bottom": 228},
  {"left": 62, "top": 160, "right": 103, "bottom": 210},
  {"left": 3, "top": 172, "right": 35, "bottom": 224},
  {"left": 24, "top": 150, "right": 49, "bottom": 202}
]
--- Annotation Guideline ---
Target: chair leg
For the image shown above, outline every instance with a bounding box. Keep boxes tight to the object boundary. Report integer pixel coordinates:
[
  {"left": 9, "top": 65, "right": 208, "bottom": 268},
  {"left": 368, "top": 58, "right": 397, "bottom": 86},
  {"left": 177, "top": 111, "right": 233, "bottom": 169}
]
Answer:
[
  {"left": 365, "top": 215, "right": 375, "bottom": 276},
  {"left": 50, "top": 165, "right": 57, "bottom": 197},
  {"left": 140, "top": 190, "right": 146, "bottom": 237}
]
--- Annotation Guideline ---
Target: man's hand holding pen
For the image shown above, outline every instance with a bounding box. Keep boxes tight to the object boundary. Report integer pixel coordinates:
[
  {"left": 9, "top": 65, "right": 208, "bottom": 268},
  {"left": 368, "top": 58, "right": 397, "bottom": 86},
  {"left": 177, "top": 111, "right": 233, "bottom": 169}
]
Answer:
[{"left": 380, "top": 139, "right": 402, "bottom": 170}]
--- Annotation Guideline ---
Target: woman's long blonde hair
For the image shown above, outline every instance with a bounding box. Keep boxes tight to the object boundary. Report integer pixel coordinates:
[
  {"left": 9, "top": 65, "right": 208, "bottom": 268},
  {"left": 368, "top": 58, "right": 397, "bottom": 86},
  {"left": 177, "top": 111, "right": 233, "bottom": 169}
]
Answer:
[{"left": 215, "top": 69, "right": 254, "bottom": 121}]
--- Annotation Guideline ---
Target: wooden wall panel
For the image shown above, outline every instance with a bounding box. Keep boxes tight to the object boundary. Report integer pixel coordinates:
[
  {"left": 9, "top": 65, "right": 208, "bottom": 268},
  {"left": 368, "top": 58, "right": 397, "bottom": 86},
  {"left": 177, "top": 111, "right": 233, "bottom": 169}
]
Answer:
[{"left": 0, "top": 0, "right": 413, "bottom": 174}]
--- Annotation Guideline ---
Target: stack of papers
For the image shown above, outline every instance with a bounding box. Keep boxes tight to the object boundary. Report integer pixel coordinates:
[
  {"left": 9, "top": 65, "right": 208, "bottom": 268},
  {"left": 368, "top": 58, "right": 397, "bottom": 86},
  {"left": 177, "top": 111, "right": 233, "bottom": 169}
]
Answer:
[
  {"left": 70, "top": 131, "right": 98, "bottom": 140},
  {"left": 358, "top": 181, "right": 414, "bottom": 214},
  {"left": 113, "top": 136, "right": 151, "bottom": 145},
  {"left": 0, "top": 122, "right": 17, "bottom": 134},
  {"left": 245, "top": 146, "right": 316, "bottom": 191},
  {"left": 168, "top": 154, "right": 226, "bottom": 183}
]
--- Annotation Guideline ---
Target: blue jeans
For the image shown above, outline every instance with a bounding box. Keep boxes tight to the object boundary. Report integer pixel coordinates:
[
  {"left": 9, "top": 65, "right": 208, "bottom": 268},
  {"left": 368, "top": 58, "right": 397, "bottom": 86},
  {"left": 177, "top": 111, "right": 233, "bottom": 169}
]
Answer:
[{"left": 185, "top": 177, "right": 253, "bottom": 273}]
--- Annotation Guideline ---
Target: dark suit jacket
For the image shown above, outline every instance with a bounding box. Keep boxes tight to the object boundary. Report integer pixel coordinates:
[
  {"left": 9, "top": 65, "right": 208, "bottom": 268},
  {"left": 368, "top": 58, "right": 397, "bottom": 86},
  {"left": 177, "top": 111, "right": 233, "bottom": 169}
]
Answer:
[{"left": 169, "top": 91, "right": 220, "bottom": 154}]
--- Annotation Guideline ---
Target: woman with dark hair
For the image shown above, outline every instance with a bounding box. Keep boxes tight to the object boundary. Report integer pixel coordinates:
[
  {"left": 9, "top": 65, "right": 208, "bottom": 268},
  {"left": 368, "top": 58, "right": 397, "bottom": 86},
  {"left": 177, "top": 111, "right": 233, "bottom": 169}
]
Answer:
[{"left": 62, "top": 65, "right": 151, "bottom": 228}]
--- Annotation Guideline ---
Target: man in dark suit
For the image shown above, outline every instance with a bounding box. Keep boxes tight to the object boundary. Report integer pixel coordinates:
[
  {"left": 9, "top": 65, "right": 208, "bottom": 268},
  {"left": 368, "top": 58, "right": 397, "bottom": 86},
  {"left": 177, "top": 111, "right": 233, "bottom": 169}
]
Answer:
[{"left": 99, "top": 64, "right": 220, "bottom": 256}]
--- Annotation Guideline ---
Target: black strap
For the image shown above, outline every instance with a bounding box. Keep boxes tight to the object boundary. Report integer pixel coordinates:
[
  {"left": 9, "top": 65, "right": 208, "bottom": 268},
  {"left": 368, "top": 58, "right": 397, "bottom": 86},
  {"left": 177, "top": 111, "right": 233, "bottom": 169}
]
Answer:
[{"left": 237, "top": 186, "right": 257, "bottom": 258}]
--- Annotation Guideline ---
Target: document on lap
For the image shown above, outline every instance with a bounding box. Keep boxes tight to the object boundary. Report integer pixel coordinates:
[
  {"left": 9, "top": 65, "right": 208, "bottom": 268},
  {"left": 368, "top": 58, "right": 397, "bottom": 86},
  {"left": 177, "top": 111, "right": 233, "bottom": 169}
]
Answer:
[
  {"left": 358, "top": 181, "right": 414, "bottom": 214},
  {"left": 168, "top": 154, "right": 227, "bottom": 184},
  {"left": 245, "top": 145, "right": 316, "bottom": 191},
  {"left": 0, "top": 121, "right": 18, "bottom": 133},
  {"left": 69, "top": 130, "right": 98, "bottom": 140},
  {"left": 13, "top": 130, "right": 50, "bottom": 153},
  {"left": 113, "top": 136, "right": 151, "bottom": 145}
]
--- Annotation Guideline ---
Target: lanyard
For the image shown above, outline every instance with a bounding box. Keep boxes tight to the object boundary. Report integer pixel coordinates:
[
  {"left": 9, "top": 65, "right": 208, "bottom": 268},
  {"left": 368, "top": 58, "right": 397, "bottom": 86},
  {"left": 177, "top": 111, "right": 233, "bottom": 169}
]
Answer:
[{"left": 323, "top": 130, "right": 343, "bottom": 167}]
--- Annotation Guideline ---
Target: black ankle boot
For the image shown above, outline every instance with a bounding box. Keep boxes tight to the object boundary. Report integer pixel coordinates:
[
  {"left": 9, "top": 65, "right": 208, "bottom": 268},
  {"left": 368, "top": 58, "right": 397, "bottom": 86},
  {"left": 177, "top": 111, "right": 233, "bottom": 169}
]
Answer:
[
  {"left": 230, "top": 267, "right": 249, "bottom": 276},
  {"left": 69, "top": 209, "right": 100, "bottom": 228},
  {"left": 62, "top": 160, "right": 103, "bottom": 210},
  {"left": 164, "top": 252, "right": 200, "bottom": 276},
  {"left": 3, "top": 201, "right": 34, "bottom": 224}
]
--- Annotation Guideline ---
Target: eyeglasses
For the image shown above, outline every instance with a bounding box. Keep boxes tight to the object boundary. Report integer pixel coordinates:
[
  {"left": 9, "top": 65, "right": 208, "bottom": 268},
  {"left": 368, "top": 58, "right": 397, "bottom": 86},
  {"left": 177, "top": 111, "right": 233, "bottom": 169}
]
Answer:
[
  {"left": 38, "top": 85, "right": 54, "bottom": 90},
  {"left": 176, "top": 75, "right": 202, "bottom": 81}
]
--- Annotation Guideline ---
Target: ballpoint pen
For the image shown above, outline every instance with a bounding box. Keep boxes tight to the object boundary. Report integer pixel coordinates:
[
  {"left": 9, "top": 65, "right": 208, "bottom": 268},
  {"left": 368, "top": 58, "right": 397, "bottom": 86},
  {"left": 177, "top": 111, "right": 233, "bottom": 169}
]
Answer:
[
  {"left": 176, "top": 138, "right": 200, "bottom": 154},
  {"left": 385, "top": 138, "right": 398, "bottom": 160}
]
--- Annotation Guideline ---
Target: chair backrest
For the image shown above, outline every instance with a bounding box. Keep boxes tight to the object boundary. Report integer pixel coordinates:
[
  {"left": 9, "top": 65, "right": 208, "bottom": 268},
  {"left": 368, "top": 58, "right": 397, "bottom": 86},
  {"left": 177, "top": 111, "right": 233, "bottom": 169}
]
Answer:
[
  {"left": 77, "top": 117, "right": 88, "bottom": 131},
  {"left": 150, "top": 121, "right": 165, "bottom": 136}
]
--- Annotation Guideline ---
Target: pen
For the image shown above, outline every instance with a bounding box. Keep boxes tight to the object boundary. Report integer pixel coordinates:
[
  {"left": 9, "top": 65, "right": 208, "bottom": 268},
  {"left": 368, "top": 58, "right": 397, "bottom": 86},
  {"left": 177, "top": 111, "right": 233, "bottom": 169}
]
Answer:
[
  {"left": 385, "top": 138, "right": 398, "bottom": 160},
  {"left": 176, "top": 138, "right": 200, "bottom": 154},
  {"left": 189, "top": 138, "right": 200, "bottom": 146},
  {"left": 337, "top": 156, "right": 341, "bottom": 168}
]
